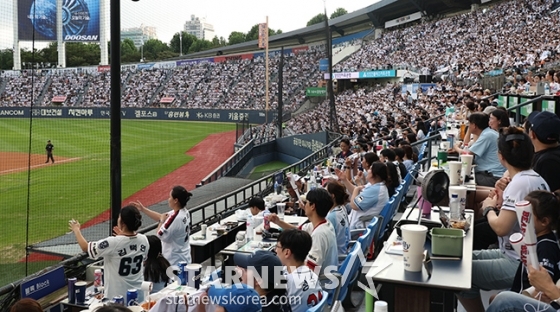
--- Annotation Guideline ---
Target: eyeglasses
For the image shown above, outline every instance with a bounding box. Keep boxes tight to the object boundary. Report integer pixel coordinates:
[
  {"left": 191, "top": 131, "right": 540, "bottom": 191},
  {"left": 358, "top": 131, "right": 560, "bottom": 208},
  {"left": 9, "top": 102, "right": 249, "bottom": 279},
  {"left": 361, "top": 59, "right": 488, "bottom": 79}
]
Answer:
[{"left": 275, "top": 244, "right": 284, "bottom": 250}]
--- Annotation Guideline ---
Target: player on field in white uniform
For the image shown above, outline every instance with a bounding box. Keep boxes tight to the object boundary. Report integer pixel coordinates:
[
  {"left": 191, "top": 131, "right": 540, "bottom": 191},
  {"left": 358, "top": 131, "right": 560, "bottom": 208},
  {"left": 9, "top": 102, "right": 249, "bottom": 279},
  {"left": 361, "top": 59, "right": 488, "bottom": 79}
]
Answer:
[
  {"left": 276, "top": 229, "right": 323, "bottom": 312},
  {"left": 69, "top": 205, "right": 149, "bottom": 301},
  {"left": 133, "top": 185, "right": 193, "bottom": 267}
]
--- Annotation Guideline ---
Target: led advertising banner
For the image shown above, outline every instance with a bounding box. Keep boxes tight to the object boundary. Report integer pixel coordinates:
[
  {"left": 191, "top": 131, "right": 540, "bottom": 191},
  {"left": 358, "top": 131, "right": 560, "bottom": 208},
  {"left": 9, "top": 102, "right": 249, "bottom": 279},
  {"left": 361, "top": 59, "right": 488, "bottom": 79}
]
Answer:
[{"left": 18, "top": 0, "right": 100, "bottom": 42}]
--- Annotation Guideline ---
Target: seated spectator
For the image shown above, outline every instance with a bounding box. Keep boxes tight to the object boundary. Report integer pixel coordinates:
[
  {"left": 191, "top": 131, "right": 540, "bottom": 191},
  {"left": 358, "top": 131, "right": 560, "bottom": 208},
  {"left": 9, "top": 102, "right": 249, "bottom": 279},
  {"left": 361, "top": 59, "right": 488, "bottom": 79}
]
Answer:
[
  {"left": 509, "top": 190, "right": 560, "bottom": 294},
  {"left": 276, "top": 229, "right": 323, "bottom": 312},
  {"left": 526, "top": 111, "right": 560, "bottom": 192},
  {"left": 144, "top": 235, "right": 171, "bottom": 293},
  {"left": 10, "top": 298, "right": 43, "bottom": 312},
  {"left": 234, "top": 250, "right": 290, "bottom": 312},
  {"left": 336, "top": 162, "right": 390, "bottom": 230},
  {"left": 488, "top": 109, "right": 511, "bottom": 131},
  {"left": 457, "top": 127, "right": 550, "bottom": 312},
  {"left": 400, "top": 145, "right": 418, "bottom": 172},
  {"left": 451, "top": 113, "right": 505, "bottom": 187},
  {"left": 384, "top": 162, "right": 401, "bottom": 197},
  {"left": 270, "top": 189, "right": 338, "bottom": 275},
  {"left": 379, "top": 148, "right": 406, "bottom": 183},
  {"left": 246, "top": 197, "right": 266, "bottom": 217},
  {"left": 324, "top": 181, "right": 350, "bottom": 260}
]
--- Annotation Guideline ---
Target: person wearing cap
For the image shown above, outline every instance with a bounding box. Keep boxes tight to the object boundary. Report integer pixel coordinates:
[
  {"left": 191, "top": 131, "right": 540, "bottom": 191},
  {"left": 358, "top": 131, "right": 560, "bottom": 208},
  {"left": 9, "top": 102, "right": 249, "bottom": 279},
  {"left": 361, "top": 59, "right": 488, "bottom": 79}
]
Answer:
[
  {"left": 45, "top": 140, "right": 54, "bottom": 164},
  {"left": 269, "top": 189, "right": 338, "bottom": 276},
  {"left": 525, "top": 111, "right": 560, "bottom": 192},
  {"left": 450, "top": 113, "right": 505, "bottom": 187},
  {"left": 233, "top": 250, "right": 290, "bottom": 312},
  {"left": 275, "top": 229, "right": 323, "bottom": 312}
]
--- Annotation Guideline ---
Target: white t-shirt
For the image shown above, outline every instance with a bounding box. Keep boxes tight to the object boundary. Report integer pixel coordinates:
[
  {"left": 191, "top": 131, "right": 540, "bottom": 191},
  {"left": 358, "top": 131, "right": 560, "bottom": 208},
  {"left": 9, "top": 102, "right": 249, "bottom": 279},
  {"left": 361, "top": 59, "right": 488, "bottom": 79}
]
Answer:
[
  {"left": 87, "top": 234, "right": 149, "bottom": 300},
  {"left": 302, "top": 220, "right": 338, "bottom": 276},
  {"left": 158, "top": 208, "right": 192, "bottom": 267},
  {"left": 498, "top": 170, "right": 549, "bottom": 260},
  {"left": 286, "top": 266, "right": 323, "bottom": 312},
  {"left": 326, "top": 205, "right": 350, "bottom": 260}
]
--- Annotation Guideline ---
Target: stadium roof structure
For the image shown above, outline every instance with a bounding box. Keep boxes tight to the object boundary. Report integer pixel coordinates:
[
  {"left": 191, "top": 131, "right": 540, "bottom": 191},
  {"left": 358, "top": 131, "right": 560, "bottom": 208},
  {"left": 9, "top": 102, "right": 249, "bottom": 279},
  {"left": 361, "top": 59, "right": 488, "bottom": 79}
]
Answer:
[{"left": 183, "top": 0, "right": 476, "bottom": 58}]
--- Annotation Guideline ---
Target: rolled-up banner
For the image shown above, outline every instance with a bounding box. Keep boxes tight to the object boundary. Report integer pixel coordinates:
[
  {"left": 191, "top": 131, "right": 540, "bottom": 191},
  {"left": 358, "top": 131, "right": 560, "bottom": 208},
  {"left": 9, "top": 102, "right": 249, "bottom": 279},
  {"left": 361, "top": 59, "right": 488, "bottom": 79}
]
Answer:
[
  {"left": 515, "top": 201, "right": 539, "bottom": 269},
  {"left": 516, "top": 201, "right": 537, "bottom": 244},
  {"left": 510, "top": 232, "right": 527, "bottom": 267}
]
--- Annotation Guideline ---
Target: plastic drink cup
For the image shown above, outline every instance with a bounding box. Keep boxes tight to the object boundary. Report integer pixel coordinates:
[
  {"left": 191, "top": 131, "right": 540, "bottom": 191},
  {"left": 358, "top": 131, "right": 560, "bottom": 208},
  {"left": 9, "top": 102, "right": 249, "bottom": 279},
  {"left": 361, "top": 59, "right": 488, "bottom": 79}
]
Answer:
[{"left": 276, "top": 203, "right": 285, "bottom": 220}]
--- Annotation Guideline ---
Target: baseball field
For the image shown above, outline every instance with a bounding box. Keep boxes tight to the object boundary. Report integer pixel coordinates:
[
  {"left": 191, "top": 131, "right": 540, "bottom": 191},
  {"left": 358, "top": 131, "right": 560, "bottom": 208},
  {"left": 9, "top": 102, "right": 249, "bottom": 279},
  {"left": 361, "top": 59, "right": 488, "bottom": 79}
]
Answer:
[{"left": 0, "top": 118, "right": 236, "bottom": 278}]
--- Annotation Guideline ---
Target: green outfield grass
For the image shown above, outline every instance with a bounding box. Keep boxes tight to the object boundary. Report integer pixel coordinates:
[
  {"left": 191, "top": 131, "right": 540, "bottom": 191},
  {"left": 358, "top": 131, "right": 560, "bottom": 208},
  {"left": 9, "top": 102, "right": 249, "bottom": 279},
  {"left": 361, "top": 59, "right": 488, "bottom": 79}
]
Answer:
[
  {"left": 0, "top": 119, "right": 235, "bottom": 264},
  {"left": 247, "top": 161, "right": 290, "bottom": 180}
]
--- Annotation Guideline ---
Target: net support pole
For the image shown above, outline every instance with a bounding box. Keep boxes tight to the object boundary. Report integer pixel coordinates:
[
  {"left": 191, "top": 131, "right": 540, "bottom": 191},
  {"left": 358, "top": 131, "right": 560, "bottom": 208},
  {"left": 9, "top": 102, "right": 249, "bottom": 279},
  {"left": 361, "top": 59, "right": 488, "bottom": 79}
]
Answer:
[
  {"left": 110, "top": 0, "right": 122, "bottom": 233},
  {"left": 12, "top": 0, "right": 21, "bottom": 70},
  {"left": 100, "top": 0, "right": 109, "bottom": 65},
  {"left": 57, "top": 0, "right": 66, "bottom": 68}
]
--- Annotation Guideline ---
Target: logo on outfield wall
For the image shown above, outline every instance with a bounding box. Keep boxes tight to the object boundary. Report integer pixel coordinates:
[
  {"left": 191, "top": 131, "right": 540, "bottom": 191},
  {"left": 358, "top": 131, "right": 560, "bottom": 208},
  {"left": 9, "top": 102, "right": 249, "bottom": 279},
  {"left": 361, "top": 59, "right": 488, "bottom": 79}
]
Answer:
[
  {"left": 0, "top": 110, "right": 25, "bottom": 116},
  {"left": 32, "top": 109, "right": 63, "bottom": 117}
]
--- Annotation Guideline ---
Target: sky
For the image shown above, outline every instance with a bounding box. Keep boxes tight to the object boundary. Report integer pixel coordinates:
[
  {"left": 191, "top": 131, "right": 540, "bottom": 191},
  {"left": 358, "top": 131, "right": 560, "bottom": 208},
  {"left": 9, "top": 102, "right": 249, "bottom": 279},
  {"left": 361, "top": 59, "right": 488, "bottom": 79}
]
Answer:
[{"left": 0, "top": 0, "right": 379, "bottom": 49}]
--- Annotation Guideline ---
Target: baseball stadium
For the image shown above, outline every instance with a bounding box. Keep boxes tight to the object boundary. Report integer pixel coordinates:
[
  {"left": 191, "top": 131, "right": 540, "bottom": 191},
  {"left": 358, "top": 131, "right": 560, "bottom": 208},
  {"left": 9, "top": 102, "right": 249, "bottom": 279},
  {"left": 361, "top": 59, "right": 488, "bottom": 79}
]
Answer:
[{"left": 1, "top": 0, "right": 560, "bottom": 311}]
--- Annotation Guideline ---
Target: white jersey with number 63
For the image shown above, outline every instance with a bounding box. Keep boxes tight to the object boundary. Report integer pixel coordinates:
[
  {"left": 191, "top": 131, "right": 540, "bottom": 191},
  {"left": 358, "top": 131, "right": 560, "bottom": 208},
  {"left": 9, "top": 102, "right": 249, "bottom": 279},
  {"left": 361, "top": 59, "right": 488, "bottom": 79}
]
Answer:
[{"left": 88, "top": 234, "right": 149, "bottom": 299}]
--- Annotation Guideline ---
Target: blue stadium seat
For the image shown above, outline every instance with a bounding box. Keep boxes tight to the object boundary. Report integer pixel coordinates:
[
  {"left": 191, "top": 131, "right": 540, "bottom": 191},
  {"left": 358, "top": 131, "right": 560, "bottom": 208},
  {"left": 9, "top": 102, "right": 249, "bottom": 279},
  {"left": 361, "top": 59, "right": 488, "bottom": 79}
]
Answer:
[{"left": 327, "top": 241, "right": 362, "bottom": 307}]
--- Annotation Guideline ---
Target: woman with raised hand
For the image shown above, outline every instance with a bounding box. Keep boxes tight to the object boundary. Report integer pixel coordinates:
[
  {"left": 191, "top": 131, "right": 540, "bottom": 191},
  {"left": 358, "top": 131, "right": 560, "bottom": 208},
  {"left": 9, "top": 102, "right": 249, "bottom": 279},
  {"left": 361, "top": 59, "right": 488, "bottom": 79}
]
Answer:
[
  {"left": 336, "top": 162, "right": 390, "bottom": 230},
  {"left": 132, "top": 185, "right": 193, "bottom": 267},
  {"left": 69, "top": 205, "right": 149, "bottom": 301}
]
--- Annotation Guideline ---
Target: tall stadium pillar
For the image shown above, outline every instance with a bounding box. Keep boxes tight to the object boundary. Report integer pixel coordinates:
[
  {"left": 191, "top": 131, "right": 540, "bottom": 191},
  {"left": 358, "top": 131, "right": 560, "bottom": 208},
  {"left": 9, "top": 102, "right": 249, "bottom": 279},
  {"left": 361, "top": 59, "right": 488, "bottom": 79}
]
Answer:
[
  {"left": 100, "top": 0, "right": 109, "bottom": 65},
  {"left": 57, "top": 0, "right": 66, "bottom": 68},
  {"left": 277, "top": 47, "right": 284, "bottom": 138},
  {"left": 110, "top": 0, "right": 122, "bottom": 233},
  {"left": 12, "top": 0, "right": 21, "bottom": 70}
]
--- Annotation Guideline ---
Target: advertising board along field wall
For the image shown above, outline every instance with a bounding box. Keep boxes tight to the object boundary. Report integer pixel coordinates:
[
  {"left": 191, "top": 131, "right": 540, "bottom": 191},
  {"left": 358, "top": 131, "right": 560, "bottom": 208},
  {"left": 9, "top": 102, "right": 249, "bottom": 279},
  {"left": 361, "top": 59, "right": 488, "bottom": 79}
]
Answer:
[{"left": 0, "top": 107, "right": 276, "bottom": 124}]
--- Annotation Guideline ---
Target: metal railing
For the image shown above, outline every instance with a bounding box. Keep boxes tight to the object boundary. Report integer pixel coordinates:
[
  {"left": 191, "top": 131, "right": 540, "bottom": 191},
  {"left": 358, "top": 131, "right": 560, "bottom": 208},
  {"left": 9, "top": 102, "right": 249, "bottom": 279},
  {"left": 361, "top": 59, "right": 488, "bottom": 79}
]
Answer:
[{"left": 506, "top": 96, "right": 544, "bottom": 125}]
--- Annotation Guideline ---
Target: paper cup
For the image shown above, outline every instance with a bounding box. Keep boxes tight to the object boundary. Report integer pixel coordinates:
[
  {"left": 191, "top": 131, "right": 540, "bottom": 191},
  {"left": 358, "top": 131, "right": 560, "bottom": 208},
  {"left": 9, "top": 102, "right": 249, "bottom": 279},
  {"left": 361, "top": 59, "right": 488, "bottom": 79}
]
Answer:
[
  {"left": 448, "top": 161, "right": 462, "bottom": 185},
  {"left": 186, "top": 264, "right": 202, "bottom": 289},
  {"left": 440, "top": 141, "right": 450, "bottom": 150},
  {"left": 448, "top": 186, "right": 467, "bottom": 214},
  {"left": 460, "top": 154, "right": 473, "bottom": 178},
  {"left": 401, "top": 224, "right": 428, "bottom": 272}
]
